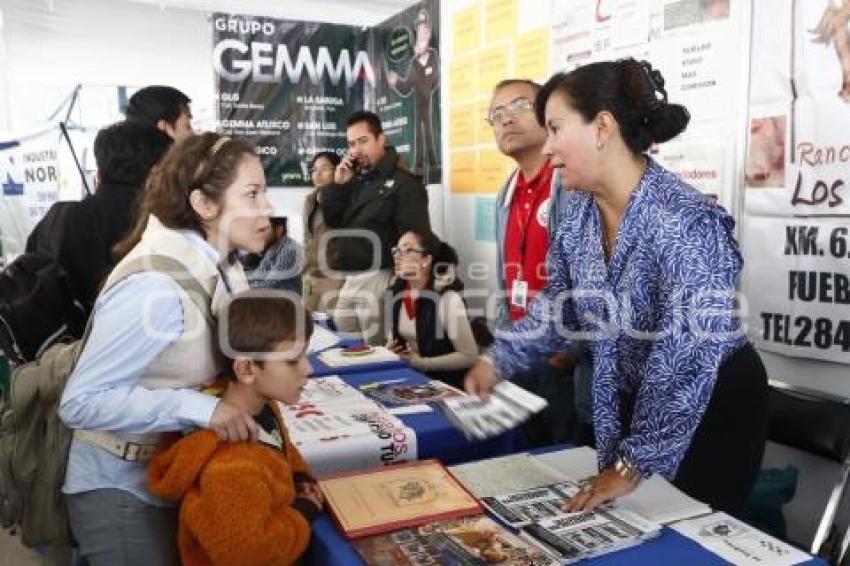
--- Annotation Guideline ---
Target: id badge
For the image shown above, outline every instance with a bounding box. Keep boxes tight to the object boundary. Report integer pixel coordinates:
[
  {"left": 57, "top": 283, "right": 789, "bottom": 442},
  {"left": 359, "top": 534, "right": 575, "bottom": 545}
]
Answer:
[{"left": 510, "top": 280, "right": 529, "bottom": 309}]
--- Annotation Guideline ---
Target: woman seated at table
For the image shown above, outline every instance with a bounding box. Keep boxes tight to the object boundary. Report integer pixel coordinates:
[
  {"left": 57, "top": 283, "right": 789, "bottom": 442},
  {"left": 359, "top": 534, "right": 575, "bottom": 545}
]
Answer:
[
  {"left": 386, "top": 230, "right": 477, "bottom": 388},
  {"left": 466, "top": 58, "right": 768, "bottom": 515}
]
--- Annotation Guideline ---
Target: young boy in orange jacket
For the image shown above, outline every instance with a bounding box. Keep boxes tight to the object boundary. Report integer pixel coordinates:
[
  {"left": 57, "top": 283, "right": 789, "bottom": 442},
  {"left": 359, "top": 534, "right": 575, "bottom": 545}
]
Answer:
[{"left": 148, "top": 289, "right": 322, "bottom": 565}]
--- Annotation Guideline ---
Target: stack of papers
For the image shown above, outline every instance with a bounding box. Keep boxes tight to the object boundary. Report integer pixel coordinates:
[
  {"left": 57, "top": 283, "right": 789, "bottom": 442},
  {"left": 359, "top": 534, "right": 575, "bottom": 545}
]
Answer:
[
  {"left": 449, "top": 453, "right": 568, "bottom": 498},
  {"left": 534, "top": 447, "right": 712, "bottom": 524},
  {"left": 307, "top": 323, "right": 341, "bottom": 353},
  {"left": 437, "top": 380, "right": 547, "bottom": 440}
]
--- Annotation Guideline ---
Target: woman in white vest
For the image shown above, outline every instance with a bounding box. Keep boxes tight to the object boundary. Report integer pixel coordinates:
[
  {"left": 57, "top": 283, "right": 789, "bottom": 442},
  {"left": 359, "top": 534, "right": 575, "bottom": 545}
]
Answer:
[{"left": 58, "top": 133, "right": 274, "bottom": 565}]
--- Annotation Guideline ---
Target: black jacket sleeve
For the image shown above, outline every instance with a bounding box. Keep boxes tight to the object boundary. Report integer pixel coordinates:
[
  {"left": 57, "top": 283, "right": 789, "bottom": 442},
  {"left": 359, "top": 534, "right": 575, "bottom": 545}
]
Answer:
[{"left": 320, "top": 182, "right": 354, "bottom": 228}]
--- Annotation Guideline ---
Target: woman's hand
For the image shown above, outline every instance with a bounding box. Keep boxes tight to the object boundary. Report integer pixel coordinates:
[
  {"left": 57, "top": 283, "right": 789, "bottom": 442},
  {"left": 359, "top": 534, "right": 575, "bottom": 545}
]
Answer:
[
  {"left": 387, "top": 338, "right": 410, "bottom": 355},
  {"left": 464, "top": 359, "right": 500, "bottom": 399},
  {"left": 562, "top": 468, "right": 640, "bottom": 512},
  {"left": 209, "top": 400, "right": 259, "bottom": 443}
]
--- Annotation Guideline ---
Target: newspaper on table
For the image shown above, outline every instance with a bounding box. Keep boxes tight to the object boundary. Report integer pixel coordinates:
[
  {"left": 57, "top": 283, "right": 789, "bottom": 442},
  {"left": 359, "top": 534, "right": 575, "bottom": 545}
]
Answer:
[
  {"left": 437, "top": 380, "right": 547, "bottom": 440},
  {"left": 534, "top": 446, "right": 711, "bottom": 524},
  {"left": 672, "top": 512, "right": 811, "bottom": 566},
  {"left": 297, "top": 375, "right": 369, "bottom": 407},
  {"left": 522, "top": 504, "right": 661, "bottom": 564},
  {"left": 281, "top": 403, "right": 418, "bottom": 475},
  {"left": 279, "top": 378, "right": 417, "bottom": 475},
  {"left": 449, "top": 453, "right": 569, "bottom": 498}
]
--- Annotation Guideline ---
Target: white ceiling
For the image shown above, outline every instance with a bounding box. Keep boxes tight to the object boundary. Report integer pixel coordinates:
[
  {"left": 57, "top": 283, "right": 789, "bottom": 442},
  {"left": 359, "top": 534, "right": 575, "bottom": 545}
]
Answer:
[{"left": 123, "top": 0, "right": 420, "bottom": 26}]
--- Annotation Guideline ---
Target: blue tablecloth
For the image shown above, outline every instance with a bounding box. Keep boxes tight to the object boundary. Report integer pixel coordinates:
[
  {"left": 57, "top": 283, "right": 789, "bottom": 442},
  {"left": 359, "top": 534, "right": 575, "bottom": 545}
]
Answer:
[
  {"left": 336, "top": 368, "right": 522, "bottom": 464},
  {"left": 305, "top": 442, "right": 827, "bottom": 566}
]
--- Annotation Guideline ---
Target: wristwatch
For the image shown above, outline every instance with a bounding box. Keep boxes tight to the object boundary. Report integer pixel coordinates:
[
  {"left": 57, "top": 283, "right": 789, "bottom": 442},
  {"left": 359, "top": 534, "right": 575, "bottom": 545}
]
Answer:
[{"left": 614, "top": 456, "right": 643, "bottom": 484}]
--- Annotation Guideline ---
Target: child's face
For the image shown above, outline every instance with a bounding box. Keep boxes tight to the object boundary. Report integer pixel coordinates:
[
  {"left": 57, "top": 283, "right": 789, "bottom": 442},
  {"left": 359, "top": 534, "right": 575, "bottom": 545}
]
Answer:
[{"left": 253, "top": 340, "right": 312, "bottom": 406}]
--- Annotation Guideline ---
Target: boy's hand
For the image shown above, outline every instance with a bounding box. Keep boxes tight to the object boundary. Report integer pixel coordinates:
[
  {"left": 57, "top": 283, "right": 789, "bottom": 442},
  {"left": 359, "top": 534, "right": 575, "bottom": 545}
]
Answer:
[
  {"left": 209, "top": 400, "right": 259, "bottom": 443},
  {"left": 298, "top": 482, "right": 325, "bottom": 506}
]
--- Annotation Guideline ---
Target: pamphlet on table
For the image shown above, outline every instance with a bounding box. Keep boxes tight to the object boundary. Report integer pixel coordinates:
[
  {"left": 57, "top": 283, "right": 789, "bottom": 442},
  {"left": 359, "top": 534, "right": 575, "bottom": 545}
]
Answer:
[
  {"left": 437, "top": 380, "right": 547, "bottom": 440},
  {"left": 360, "top": 379, "right": 463, "bottom": 414},
  {"left": 672, "top": 512, "right": 811, "bottom": 566}
]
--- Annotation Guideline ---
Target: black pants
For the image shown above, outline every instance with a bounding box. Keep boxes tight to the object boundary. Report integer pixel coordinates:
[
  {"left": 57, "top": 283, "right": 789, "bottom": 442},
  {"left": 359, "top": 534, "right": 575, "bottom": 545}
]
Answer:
[{"left": 620, "top": 342, "right": 769, "bottom": 515}]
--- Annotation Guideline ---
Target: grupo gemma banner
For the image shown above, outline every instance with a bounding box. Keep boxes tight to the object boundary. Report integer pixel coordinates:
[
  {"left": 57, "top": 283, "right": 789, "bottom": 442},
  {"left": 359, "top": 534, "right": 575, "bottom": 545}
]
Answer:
[
  {"left": 211, "top": 14, "right": 371, "bottom": 187},
  {"left": 211, "top": 2, "right": 441, "bottom": 187},
  {"left": 742, "top": 0, "right": 850, "bottom": 365}
]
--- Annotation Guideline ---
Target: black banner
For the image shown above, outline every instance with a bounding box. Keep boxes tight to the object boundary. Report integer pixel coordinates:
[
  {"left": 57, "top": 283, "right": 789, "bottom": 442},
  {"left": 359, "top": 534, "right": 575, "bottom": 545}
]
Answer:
[
  {"left": 372, "top": 0, "right": 441, "bottom": 184},
  {"left": 212, "top": 14, "right": 372, "bottom": 186}
]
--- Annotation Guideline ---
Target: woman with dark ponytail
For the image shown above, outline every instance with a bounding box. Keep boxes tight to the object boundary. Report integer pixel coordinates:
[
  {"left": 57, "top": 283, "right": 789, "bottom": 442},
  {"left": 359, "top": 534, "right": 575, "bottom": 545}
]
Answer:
[
  {"left": 387, "top": 230, "right": 477, "bottom": 388},
  {"left": 466, "top": 59, "right": 767, "bottom": 515}
]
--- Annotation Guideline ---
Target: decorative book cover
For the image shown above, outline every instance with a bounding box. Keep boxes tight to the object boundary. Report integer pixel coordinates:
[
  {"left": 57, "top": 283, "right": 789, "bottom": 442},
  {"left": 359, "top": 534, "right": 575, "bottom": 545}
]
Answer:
[
  {"left": 361, "top": 379, "right": 464, "bottom": 408},
  {"left": 318, "top": 459, "right": 482, "bottom": 539},
  {"left": 353, "top": 515, "right": 556, "bottom": 565}
]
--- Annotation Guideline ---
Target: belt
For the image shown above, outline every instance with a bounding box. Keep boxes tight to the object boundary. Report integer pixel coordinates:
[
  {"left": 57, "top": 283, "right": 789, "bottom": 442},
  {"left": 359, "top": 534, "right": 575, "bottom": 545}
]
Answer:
[{"left": 73, "top": 429, "right": 160, "bottom": 462}]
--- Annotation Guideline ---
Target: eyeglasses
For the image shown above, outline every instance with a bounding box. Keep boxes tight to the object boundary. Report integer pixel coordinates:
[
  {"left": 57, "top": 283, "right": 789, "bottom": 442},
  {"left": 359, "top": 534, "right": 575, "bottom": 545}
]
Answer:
[
  {"left": 391, "top": 246, "right": 425, "bottom": 257},
  {"left": 310, "top": 166, "right": 335, "bottom": 174},
  {"left": 485, "top": 98, "right": 534, "bottom": 126}
]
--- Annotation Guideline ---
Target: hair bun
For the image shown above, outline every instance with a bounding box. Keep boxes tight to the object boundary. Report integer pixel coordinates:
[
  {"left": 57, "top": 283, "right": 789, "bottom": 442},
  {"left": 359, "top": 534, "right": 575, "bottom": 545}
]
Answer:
[{"left": 646, "top": 103, "right": 690, "bottom": 144}]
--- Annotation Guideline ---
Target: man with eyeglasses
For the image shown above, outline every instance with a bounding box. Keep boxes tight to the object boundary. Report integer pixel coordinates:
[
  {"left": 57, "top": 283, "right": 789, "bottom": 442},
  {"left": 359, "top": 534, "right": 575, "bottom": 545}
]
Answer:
[
  {"left": 487, "top": 79, "right": 588, "bottom": 447},
  {"left": 321, "top": 110, "right": 430, "bottom": 344}
]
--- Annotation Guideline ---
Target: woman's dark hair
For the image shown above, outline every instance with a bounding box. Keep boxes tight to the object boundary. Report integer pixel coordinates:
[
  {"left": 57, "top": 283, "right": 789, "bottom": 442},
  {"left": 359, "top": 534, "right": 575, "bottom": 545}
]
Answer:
[
  {"left": 407, "top": 230, "right": 460, "bottom": 288},
  {"left": 114, "top": 133, "right": 256, "bottom": 259},
  {"left": 310, "top": 151, "right": 341, "bottom": 169},
  {"left": 535, "top": 58, "right": 690, "bottom": 154}
]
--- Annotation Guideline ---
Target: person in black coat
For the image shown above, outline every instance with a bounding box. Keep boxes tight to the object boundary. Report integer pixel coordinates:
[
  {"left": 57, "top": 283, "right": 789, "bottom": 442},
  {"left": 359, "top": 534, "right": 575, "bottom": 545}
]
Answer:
[
  {"left": 26, "top": 121, "right": 171, "bottom": 315},
  {"left": 321, "top": 110, "right": 431, "bottom": 343}
]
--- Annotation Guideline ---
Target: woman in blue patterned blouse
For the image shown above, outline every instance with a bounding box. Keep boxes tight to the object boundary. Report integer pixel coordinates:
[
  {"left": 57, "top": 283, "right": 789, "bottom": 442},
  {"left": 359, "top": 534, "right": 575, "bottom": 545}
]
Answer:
[{"left": 466, "top": 59, "right": 768, "bottom": 515}]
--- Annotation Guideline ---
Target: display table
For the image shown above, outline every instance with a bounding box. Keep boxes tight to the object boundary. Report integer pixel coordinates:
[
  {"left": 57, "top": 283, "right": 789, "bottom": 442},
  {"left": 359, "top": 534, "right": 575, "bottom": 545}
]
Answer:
[
  {"left": 305, "top": 443, "right": 827, "bottom": 566},
  {"left": 334, "top": 367, "right": 522, "bottom": 464}
]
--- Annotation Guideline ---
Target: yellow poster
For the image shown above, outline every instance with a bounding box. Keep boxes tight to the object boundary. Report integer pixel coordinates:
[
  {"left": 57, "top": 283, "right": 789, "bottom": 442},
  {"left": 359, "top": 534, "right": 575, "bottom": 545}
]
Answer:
[
  {"left": 452, "top": 3, "right": 481, "bottom": 55},
  {"left": 476, "top": 97, "right": 494, "bottom": 149},
  {"left": 516, "top": 28, "right": 550, "bottom": 81},
  {"left": 450, "top": 150, "right": 478, "bottom": 193},
  {"left": 450, "top": 54, "right": 479, "bottom": 102},
  {"left": 450, "top": 103, "right": 477, "bottom": 148},
  {"left": 485, "top": 0, "right": 517, "bottom": 44},
  {"left": 478, "top": 147, "right": 514, "bottom": 192},
  {"left": 477, "top": 44, "right": 511, "bottom": 97}
]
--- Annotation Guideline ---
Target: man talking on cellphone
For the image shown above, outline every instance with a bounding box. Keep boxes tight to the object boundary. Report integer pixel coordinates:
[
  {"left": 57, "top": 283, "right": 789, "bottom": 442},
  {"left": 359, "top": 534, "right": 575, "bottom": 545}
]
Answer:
[{"left": 321, "top": 110, "right": 431, "bottom": 344}]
